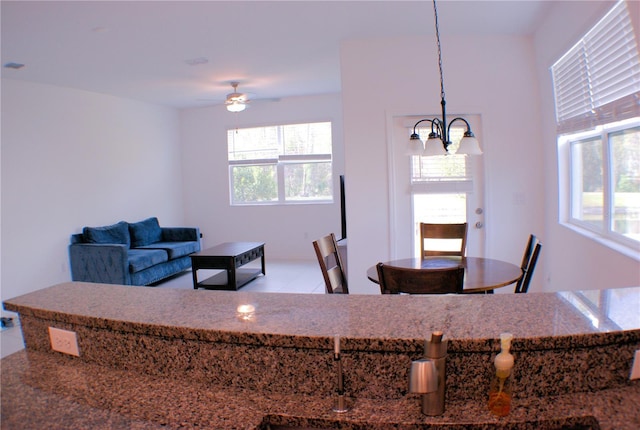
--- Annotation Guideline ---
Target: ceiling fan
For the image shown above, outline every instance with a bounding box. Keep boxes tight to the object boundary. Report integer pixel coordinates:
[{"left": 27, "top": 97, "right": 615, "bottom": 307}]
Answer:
[
  {"left": 196, "top": 81, "right": 280, "bottom": 111},
  {"left": 225, "top": 82, "right": 250, "bottom": 112}
]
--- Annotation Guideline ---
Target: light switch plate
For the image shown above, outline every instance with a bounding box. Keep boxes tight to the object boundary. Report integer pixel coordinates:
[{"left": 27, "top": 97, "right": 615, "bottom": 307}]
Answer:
[
  {"left": 48, "top": 327, "right": 80, "bottom": 356},
  {"left": 630, "top": 349, "right": 640, "bottom": 380}
]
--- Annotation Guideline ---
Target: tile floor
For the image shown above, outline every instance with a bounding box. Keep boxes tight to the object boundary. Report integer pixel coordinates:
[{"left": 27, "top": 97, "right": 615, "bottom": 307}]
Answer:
[
  {"left": 159, "top": 259, "right": 325, "bottom": 294},
  {"left": 0, "top": 318, "right": 24, "bottom": 359},
  {"left": 1, "top": 259, "right": 325, "bottom": 359}
]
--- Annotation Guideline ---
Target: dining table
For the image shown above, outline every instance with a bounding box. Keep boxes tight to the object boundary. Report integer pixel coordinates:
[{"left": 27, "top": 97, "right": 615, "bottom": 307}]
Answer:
[{"left": 367, "top": 256, "right": 523, "bottom": 294}]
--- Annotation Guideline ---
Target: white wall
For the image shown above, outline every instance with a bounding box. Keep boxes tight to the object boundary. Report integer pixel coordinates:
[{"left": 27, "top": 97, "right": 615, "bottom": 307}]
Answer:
[
  {"left": 2, "top": 1, "right": 637, "bottom": 305},
  {"left": 340, "top": 1, "right": 639, "bottom": 295},
  {"left": 1, "top": 79, "right": 183, "bottom": 302},
  {"left": 341, "top": 34, "right": 545, "bottom": 294},
  {"left": 533, "top": 0, "right": 640, "bottom": 291},
  {"left": 179, "top": 93, "right": 344, "bottom": 260}
]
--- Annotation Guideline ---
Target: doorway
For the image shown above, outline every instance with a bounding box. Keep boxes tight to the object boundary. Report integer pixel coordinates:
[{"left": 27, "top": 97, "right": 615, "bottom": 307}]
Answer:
[{"left": 389, "top": 114, "right": 486, "bottom": 258}]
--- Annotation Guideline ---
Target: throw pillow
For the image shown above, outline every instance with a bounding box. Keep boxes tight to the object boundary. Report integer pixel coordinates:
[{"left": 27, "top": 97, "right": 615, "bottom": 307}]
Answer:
[
  {"left": 129, "top": 217, "right": 163, "bottom": 247},
  {"left": 83, "top": 221, "right": 131, "bottom": 247}
]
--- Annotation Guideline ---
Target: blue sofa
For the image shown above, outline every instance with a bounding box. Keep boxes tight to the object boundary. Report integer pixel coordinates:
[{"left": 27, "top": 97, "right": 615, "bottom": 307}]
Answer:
[{"left": 69, "top": 217, "right": 200, "bottom": 286}]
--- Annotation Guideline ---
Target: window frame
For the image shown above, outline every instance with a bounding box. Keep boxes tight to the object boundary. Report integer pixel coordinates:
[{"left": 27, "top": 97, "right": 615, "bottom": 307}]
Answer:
[
  {"left": 558, "top": 118, "right": 640, "bottom": 257},
  {"left": 227, "top": 121, "right": 333, "bottom": 206}
]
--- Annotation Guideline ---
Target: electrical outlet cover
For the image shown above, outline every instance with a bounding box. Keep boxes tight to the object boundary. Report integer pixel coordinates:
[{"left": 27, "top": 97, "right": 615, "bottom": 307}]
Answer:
[
  {"left": 48, "top": 327, "right": 80, "bottom": 356},
  {"left": 630, "top": 350, "right": 640, "bottom": 380}
]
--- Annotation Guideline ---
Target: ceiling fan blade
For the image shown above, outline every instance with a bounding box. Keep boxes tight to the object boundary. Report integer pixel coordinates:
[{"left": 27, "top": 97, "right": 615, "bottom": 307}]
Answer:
[
  {"left": 252, "top": 97, "right": 280, "bottom": 103},
  {"left": 196, "top": 81, "right": 279, "bottom": 108}
]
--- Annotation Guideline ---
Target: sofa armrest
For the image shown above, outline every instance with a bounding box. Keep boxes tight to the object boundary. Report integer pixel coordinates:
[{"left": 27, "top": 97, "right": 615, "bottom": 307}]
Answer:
[
  {"left": 69, "top": 243, "right": 131, "bottom": 285},
  {"left": 161, "top": 227, "right": 200, "bottom": 243}
]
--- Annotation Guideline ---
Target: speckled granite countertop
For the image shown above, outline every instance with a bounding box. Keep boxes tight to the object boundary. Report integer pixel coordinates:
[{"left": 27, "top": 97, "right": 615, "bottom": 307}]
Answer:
[
  {"left": 4, "top": 282, "right": 639, "bottom": 343},
  {"left": 2, "top": 282, "right": 640, "bottom": 429}
]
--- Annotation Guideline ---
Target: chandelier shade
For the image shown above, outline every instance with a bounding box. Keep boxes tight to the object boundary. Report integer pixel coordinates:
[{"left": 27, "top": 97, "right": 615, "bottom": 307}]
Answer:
[
  {"left": 457, "top": 132, "right": 482, "bottom": 155},
  {"left": 423, "top": 134, "right": 448, "bottom": 156}
]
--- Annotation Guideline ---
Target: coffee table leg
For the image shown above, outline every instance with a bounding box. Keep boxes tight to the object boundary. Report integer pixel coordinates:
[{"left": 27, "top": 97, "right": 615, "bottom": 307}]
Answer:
[
  {"left": 192, "top": 263, "right": 199, "bottom": 289},
  {"left": 227, "top": 257, "right": 237, "bottom": 290}
]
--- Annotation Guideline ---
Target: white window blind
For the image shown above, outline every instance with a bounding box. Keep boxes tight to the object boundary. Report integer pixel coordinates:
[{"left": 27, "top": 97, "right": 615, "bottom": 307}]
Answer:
[{"left": 551, "top": 0, "right": 640, "bottom": 134}]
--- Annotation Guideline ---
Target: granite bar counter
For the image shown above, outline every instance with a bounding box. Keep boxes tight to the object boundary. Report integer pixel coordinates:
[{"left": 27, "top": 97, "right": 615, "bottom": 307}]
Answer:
[{"left": 2, "top": 282, "right": 640, "bottom": 429}]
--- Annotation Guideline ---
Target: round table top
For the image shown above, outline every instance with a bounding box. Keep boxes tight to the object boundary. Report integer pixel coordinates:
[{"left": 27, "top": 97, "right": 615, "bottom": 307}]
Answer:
[{"left": 367, "top": 256, "right": 523, "bottom": 293}]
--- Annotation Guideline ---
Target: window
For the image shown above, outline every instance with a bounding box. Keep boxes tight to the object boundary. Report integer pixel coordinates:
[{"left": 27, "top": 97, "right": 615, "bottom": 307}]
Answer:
[
  {"left": 552, "top": 1, "right": 640, "bottom": 253},
  {"left": 563, "top": 120, "right": 640, "bottom": 246},
  {"left": 227, "top": 122, "right": 332, "bottom": 205}
]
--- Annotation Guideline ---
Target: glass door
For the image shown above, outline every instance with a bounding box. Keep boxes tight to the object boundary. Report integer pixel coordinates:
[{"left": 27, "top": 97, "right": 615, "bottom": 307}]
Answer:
[{"left": 389, "top": 115, "right": 485, "bottom": 258}]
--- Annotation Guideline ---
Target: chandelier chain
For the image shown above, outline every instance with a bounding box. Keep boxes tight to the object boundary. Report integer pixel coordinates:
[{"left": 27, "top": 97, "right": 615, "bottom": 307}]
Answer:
[
  {"left": 433, "top": 0, "right": 445, "bottom": 101},
  {"left": 408, "top": 0, "right": 482, "bottom": 156}
]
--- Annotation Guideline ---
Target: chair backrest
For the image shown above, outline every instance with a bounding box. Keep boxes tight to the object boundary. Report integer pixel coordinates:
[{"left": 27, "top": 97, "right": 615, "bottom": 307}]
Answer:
[
  {"left": 312, "top": 233, "right": 348, "bottom": 294},
  {"left": 514, "top": 234, "right": 542, "bottom": 293},
  {"left": 420, "top": 223, "right": 468, "bottom": 257},
  {"left": 376, "top": 263, "right": 464, "bottom": 295}
]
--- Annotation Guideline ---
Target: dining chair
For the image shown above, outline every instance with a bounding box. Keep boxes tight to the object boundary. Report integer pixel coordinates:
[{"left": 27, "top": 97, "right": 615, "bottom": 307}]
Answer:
[
  {"left": 376, "top": 263, "right": 464, "bottom": 295},
  {"left": 312, "top": 233, "right": 349, "bottom": 294},
  {"left": 514, "top": 234, "right": 542, "bottom": 293},
  {"left": 419, "top": 223, "right": 468, "bottom": 258}
]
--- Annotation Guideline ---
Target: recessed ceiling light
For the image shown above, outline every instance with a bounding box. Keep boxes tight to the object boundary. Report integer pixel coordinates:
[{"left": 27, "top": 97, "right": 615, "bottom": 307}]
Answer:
[
  {"left": 4, "top": 62, "right": 25, "bottom": 70},
  {"left": 185, "top": 57, "right": 209, "bottom": 66}
]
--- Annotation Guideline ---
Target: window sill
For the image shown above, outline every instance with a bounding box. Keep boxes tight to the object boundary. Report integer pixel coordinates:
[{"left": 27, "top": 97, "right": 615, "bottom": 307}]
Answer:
[{"left": 561, "top": 221, "right": 640, "bottom": 261}]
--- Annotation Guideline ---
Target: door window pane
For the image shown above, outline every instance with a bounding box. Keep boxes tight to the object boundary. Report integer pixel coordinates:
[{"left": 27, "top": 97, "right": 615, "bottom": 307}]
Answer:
[{"left": 413, "top": 193, "right": 466, "bottom": 256}]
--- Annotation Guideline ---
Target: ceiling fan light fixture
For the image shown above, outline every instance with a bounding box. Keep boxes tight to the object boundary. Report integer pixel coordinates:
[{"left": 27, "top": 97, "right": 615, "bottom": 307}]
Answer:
[
  {"left": 226, "top": 101, "right": 246, "bottom": 112},
  {"left": 225, "top": 82, "right": 249, "bottom": 112}
]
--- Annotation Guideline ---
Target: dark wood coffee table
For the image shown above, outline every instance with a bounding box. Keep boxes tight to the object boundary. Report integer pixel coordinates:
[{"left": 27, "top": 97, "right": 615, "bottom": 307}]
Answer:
[{"left": 190, "top": 242, "right": 265, "bottom": 290}]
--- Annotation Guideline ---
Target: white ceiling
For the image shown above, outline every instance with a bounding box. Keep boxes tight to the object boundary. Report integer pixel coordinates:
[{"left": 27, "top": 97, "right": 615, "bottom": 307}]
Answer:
[{"left": 1, "top": 1, "right": 551, "bottom": 109}]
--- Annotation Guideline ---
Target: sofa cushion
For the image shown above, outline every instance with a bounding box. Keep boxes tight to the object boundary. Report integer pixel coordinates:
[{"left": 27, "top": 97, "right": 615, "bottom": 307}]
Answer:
[
  {"left": 137, "top": 241, "right": 200, "bottom": 260},
  {"left": 129, "top": 217, "right": 162, "bottom": 247},
  {"left": 127, "top": 249, "right": 168, "bottom": 273},
  {"left": 83, "top": 221, "right": 130, "bottom": 247}
]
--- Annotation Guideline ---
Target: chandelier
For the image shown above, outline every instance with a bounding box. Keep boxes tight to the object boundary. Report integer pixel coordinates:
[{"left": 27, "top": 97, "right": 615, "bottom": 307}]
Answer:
[{"left": 409, "top": 0, "right": 482, "bottom": 156}]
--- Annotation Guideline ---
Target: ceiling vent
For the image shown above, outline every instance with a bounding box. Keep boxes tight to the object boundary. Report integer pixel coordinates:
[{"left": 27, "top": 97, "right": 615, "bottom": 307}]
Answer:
[{"left": 4, "top": 62, "right": 25, "bottom": 70}]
